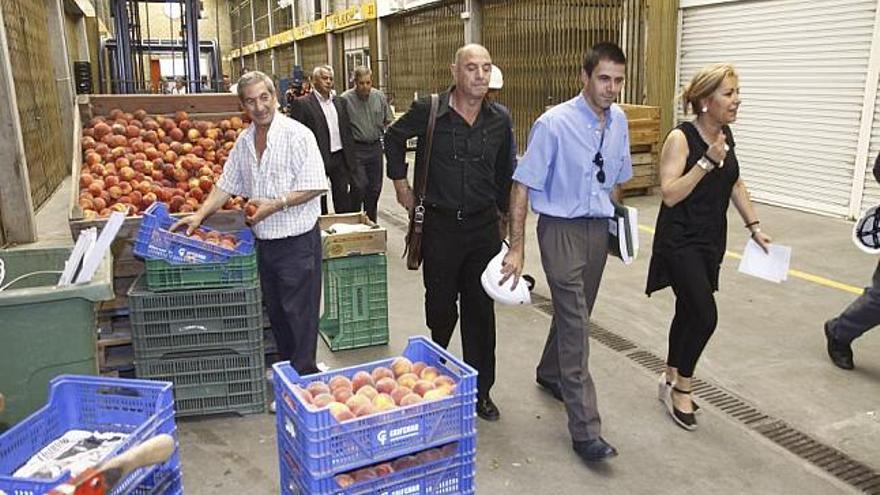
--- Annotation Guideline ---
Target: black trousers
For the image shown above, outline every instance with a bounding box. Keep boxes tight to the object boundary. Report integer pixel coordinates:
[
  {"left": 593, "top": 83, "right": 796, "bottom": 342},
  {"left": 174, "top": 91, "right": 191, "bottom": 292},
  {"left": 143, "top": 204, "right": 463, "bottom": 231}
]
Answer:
[
  {"left": 351, "top": 141, "right": 383, "bottom": 222},
  {"left": 666, "top": 253, "right": 719, "bottom": 378},
  {"left": 421, "top": 207, "right": 500, "bottom": 398},
  {"left": 257, "top": 225, "right": 322, "bottom": 375},
  {"left": 321, "top": 151, "right": 354, "bottom": 215}
]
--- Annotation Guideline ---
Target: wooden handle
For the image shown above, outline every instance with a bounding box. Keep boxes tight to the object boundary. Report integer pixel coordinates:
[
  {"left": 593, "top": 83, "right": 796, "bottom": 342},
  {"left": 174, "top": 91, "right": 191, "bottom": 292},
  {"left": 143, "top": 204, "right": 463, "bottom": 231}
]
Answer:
[
  {"left": 0, "top": 393, "right": 5, "bottom": 413},
  {"left": 101, "top": 434, "right": 175, "bottom": 477}
]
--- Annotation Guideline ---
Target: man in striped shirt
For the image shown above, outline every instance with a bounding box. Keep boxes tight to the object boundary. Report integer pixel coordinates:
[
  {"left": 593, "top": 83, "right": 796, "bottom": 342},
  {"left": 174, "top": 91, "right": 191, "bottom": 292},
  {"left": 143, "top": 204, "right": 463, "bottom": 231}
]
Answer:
[{"left": 173, "top": 71, "right": 328, "bottom": 389}]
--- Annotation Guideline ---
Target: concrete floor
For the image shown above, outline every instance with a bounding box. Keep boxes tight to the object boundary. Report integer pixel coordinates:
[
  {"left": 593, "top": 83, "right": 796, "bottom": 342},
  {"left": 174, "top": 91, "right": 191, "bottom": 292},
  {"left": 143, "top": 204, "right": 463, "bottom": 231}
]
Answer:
[{"left": 31, "top": 174, "right": 879, "bottom": 494}]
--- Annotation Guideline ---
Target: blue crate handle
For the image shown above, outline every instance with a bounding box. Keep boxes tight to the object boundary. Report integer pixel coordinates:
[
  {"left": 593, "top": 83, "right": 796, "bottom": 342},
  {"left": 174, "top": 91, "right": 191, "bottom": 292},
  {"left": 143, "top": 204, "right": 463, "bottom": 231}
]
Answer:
[{"left": 48, "top": 375, "right": 175, "bottom": 414}]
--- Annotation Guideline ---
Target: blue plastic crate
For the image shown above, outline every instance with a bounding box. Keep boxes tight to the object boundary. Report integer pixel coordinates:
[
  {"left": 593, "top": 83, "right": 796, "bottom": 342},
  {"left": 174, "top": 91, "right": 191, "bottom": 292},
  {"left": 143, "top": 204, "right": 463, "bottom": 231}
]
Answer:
[
  {"left": 272, "top": 336, "right": 477, "bottom": 478},
  {"left": 128, "top": 444, "right": 182, "bottom": 495},
  {"left": 133, "top": 470, "right": 183, "bottom": 495},
  {"left": 279, "top": 435, "right": 476, "bottom": 495},
  {"left": 0, "top": 375, "right": 176, "bottom": 495},
  {"left": 133, "top": 202, "right": 254, "bottom": 264}
]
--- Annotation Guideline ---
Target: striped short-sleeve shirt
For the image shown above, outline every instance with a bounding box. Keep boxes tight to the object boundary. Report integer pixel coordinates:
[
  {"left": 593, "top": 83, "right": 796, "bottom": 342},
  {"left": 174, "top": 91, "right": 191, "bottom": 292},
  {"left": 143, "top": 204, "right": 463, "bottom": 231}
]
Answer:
[{"left": 216, "top": 114, "right": 328, "bottom": 240}]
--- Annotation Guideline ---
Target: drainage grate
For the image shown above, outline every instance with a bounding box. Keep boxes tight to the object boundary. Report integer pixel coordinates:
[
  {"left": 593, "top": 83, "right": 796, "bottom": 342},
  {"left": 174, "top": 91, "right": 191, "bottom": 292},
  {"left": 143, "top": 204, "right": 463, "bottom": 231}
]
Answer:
[{"left": 379, "top": 208, "right": 880, "bottom": 493}]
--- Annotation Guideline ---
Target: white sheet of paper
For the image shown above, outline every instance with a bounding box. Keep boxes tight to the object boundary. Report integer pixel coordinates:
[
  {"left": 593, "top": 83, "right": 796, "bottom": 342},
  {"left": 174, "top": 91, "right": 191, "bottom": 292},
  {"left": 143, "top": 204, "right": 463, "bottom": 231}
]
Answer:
[
  {"left": 737, "top": 239, "right": 791, "bottom": 283},
  {"left": 75, "top": 212, "right": 125, "bottom": 284}
]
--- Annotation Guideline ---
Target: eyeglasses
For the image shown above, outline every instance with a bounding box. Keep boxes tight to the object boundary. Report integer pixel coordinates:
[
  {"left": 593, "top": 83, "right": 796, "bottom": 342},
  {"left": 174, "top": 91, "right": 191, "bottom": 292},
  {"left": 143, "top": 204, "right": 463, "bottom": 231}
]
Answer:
[{"left": 593, "top": 152, "right": 606, "bottom": 184}]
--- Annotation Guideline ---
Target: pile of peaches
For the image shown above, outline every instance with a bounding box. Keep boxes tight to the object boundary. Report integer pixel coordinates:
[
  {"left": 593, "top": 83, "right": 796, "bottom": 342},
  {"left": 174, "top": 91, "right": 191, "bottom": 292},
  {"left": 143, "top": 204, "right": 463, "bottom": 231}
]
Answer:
[
  {"left": 78, "top": 108, "right": 249, "bottom": 219},
  {"left": 333, "top": 442, "right": 458, "bottom": 487},
  {"left": 292, "top": 357, "right": 457, "bottom": 422}
]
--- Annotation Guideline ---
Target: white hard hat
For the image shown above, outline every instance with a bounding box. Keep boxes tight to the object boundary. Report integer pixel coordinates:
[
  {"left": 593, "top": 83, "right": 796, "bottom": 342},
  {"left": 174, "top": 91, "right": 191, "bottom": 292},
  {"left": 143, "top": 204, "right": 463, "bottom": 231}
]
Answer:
[
  {"left": 481, "top": 243, "right": 534, "bottom": 305},
  {"left": 853, "top": 205, "right": 880, "bottom": 254},
  {"left": 488, "top": 65, "right": 504, "bottom": 90}
]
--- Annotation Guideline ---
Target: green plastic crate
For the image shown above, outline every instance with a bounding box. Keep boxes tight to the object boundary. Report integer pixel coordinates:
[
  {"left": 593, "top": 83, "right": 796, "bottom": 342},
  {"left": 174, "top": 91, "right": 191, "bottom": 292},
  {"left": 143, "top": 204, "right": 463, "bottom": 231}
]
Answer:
[
  {"left": 128, "top": 276, "right": 263, "bottom": 360},
  {"left": 0, "top": 246, "right": 113, "bottom": 429},
  {"left": 319, "top": 254, "right": 389, "bottom": 351},
  {"left": 144, "top": 252, "right": 258, "bottom": 292},
  {"left": 135, "top": 347, "right": 266, "bottom": 417}
]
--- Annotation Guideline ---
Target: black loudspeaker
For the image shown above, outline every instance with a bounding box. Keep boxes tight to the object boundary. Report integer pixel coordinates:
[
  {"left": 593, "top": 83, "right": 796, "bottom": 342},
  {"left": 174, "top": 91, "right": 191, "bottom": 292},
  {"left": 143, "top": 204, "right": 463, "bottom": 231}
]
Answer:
[{"left": 73, "top": 61, "right": 92, "bottom": 94}]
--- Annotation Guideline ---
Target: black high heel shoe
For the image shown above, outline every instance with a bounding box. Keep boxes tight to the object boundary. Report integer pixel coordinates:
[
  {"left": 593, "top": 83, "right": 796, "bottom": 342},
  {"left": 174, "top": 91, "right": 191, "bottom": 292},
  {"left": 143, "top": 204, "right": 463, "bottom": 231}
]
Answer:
[{"left": 666, "top": 386, "right": 698, "bottom": 431}]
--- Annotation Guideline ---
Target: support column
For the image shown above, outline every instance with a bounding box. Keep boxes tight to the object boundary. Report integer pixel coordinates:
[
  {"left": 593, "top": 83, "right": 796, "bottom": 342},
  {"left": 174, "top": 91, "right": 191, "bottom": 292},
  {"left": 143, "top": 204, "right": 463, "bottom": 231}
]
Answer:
[
  {"left": 46, "top": 0, "right": 75, "bottom": 186},
  {"left": 0, "top": 5, "right": 37, "bottom": 244},
  {"left": 112, "top": 0, "right": 134, "bottom": 93},
  {"left": 464, "top": 0, "right": 481, "bottom": 45},
  {"left": 184, "top": 0, "right": 201, "bottom": 92}
]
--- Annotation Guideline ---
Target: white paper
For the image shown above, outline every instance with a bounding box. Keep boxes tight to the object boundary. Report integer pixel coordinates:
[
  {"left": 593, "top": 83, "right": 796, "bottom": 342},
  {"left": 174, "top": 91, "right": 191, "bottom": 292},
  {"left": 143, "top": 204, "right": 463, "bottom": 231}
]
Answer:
[
  {"left": 75, "top": 212, "right": 125, "bottom": 284},
  {"left": 58, "top": 229, "right": 96, "bottom": 286},
  {"left": 737, "top": 239, "right": 791, "bottom": 283}
]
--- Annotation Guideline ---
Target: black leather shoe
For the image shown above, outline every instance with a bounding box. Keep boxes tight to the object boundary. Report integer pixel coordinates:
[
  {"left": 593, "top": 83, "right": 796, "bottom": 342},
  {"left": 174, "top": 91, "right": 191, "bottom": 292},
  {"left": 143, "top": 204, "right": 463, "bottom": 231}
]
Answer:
[
  {"left": 476, "top": 396, "right": 500, "bottom": 421},
  {"left": 825, "top": 322, "right": 854, "bottom": 370},
  {"left": 536, "top": 377, "right": 563, "bottom": 401},
  {"left": 572, "top": 437, "right": 618, "bottom": 462}
]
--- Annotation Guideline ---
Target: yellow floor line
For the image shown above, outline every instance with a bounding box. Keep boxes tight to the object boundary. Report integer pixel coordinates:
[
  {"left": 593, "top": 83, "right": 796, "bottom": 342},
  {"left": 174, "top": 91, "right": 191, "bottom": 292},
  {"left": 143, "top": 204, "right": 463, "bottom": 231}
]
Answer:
[{"left": 637, "top": 224, "right": 863, "bottom": 295}]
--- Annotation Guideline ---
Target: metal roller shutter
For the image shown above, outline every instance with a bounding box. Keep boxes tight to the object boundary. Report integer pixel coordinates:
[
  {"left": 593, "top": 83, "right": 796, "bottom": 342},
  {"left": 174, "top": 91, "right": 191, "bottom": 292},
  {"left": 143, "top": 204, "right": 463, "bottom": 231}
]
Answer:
[
  {"left": 678, "top": 0, "right": 878, "bottom": 217},
  {"left": 862, "top": 74, "right": 880, "bottom": 213}
]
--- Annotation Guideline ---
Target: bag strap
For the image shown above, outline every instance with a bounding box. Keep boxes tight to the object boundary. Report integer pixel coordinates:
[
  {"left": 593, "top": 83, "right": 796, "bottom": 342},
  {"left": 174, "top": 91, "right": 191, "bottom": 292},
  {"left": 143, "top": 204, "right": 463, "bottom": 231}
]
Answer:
[{"left": 413, "top": 94, "right": 440, "bottom": 203}]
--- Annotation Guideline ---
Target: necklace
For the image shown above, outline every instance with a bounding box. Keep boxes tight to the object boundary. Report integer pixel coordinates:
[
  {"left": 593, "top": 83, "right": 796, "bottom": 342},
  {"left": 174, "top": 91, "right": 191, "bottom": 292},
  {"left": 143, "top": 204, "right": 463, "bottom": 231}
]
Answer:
[{"left": 693, "top": 119, "right": 722, "bottom": 145}]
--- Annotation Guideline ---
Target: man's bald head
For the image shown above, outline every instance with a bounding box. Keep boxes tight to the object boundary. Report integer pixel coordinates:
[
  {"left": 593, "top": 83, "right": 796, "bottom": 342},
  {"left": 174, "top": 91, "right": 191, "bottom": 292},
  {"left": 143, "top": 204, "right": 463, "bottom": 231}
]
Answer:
[{"left": 454, "top": 44, "right": 491, "bottom": 66}]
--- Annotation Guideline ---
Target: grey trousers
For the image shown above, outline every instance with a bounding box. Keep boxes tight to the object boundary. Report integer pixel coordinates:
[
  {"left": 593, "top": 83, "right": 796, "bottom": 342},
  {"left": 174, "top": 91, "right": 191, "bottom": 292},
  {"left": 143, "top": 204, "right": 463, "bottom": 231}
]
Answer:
[
  {"left": 828, "top": 260, "right": 880, "bottom": 343},
  {"left": 536, "top": 215, "right": 609, "bottom": 442}
]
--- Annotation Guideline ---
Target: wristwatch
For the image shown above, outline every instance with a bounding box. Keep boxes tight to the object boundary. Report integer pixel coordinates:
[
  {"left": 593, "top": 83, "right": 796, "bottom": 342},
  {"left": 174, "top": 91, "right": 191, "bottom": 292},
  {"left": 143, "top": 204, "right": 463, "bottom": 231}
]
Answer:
[{"left": 697, "top": 157, "right": 715, "bottom": 172}]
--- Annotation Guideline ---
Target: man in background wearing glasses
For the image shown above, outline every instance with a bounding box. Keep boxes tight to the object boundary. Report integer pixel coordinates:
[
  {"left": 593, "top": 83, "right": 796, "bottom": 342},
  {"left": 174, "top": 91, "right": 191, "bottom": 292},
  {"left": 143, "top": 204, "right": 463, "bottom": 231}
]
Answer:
[{"left": 501, "top": 42, "right": 632, "bottom": 463}]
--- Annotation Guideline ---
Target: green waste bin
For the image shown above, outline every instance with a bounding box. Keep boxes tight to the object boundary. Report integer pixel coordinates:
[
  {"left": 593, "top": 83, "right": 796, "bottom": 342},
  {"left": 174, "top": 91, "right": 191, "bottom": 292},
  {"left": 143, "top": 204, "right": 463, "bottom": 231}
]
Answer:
[{"left": 0, "top": 246, "right": 113, "bottom": 429}]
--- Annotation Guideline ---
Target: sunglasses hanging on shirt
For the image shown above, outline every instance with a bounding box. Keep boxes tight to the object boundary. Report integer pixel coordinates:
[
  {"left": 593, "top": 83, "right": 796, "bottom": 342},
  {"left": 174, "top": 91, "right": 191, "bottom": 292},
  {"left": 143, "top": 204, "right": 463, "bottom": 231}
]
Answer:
[{"left": 592, "top": 120, "right": 607, "bottom": 184}]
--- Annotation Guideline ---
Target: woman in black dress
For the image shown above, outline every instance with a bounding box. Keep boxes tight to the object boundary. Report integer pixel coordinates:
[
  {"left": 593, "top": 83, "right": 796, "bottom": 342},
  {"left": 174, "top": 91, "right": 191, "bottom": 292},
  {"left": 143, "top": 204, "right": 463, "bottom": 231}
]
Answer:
[{"left": 646, "top": 63, "right": 771, "bottom": 431}]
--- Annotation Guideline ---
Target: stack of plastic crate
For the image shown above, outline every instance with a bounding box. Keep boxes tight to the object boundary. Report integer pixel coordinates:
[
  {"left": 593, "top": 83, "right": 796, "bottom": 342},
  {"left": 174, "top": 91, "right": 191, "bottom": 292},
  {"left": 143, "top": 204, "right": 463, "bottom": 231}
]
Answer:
[
  {"left": 0, "top": 375, "right": 182, "bottom": 495},
  {"left": 319, "top": 253, "right": 389, "bottom": 351},
  {"left": 130, "top": 203, "right": 266, "bottom": 417},
  {"left": 272, "top": 336, "right": 477, "bottom": 494}
]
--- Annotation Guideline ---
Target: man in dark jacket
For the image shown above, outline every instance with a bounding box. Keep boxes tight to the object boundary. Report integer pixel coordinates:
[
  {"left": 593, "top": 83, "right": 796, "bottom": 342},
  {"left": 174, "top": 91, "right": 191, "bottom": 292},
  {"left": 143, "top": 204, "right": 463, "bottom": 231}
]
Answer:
[
  {"left": 824, "top": 151, "right": 880, "bottom": 369},
  {"left": 384, "top": 44, "right": 514, "bottom": 422},
  {"left": 291, "top": 65, "right": 365, "bottom": 213}
]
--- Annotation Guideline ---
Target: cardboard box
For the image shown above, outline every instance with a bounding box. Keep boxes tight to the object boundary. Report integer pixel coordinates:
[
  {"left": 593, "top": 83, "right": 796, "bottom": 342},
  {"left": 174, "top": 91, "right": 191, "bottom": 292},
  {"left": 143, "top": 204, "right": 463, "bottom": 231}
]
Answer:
[{"left": 319, "top": 213, "right": 387, "bottom": 259}]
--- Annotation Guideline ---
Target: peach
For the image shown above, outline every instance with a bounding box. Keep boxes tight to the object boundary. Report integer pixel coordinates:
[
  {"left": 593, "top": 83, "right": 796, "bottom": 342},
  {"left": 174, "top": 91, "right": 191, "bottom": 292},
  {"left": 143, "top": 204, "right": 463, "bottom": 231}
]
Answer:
[
  {"left": 306, "top": 380, "right": 330, "bottom": 397},
  {"left": 416, "top": 448, "right": 444, "bottom": 464},
  {"left": 356, "top": 385, "right": 378, "bottom": 401},
  {"left": 327, "top": 401, "right": 352, "bottom": 421},
  {"left": 335, "top": 474, "right": 355, "bottom": 488},
  {"left": 352, "top": 467, "right": 377, "bottom": 482},
  {"left": 312, "top": 393, "right": 334, "bottom": 408},
  {"left": 397, "top": 373, "right": 419, "bottom": 390},
  {"left": 374, "top": 463, "right": 394, "bottom": 477},
  {"left": 333, "top": 387, "right": 353, "bottom": 404},
  {"left": 328, "top": 375, "right": 352, "bottom": 392},
  {"left": 390, "top": 357, "right": 413, "bottom": 377},
  {"left": 440, "top": 443, "right": 458, "bottom": 458},
  {"left": 433, "top": 375, "right": 456, "bottom": 390},
  {"left": 412, "top": 380, "right": 435, "bottom": 397},
  {"left": 419, "top": 366, "right": 439, "bottom": 382},
  {"left": 345, "top": 394, "right": 370, "bottom": 412},
  {"left": 352, "top": 402, "right": 374, "bottom": 417},
  {"left": 391, "top": 386, "right": 412, "bottom": 406},
  {"left": 375, "top": 377, "right": 398, "bottom": 395},
  {"left": 391, "top": 455, "right": 418, "bottom": 472},
  {"left": 422, "top": 388, "right": 450, "bottom": 401},
  {"left": 399, "top": 393, "right": 422, "bottom": 406},
  {"left": 295, "top": 387, "right": 313, "bottom": 405},
  {"left": 371, "top": 366, "right": 394, "bottom": 383},
  {"left": 412, "top": 361, "right": 427, "bottom": 377},
  {"left": 351, "top": 371, "right": 375, "bottom": 392},
  {"left": 372, "top": 393, "right": 395, "bottom": 412}
]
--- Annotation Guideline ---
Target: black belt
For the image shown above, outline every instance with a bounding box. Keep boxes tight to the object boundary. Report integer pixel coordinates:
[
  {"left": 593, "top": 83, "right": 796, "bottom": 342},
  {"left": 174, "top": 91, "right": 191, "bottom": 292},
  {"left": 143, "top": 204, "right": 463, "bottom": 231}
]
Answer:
[
  {"left": 426, "top": 204, "right": 495, "bottom": 221},
  {"left": 354, "top": 140, "right": 380, "bottom": 145}
]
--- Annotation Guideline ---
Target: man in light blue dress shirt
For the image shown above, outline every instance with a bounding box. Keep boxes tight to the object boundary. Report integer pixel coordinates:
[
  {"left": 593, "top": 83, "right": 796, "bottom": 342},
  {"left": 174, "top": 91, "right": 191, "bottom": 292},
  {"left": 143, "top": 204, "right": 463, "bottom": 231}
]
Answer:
[{"left": 502, "top": 43, "right": 632, "bottom": 463}]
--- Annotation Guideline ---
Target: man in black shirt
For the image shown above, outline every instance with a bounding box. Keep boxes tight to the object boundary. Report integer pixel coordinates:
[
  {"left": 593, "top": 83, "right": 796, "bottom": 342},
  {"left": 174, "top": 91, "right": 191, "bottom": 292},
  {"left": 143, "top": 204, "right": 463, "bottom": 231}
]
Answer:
[{"left": 384, "top": 44, "right": 514, "bottom": 421}]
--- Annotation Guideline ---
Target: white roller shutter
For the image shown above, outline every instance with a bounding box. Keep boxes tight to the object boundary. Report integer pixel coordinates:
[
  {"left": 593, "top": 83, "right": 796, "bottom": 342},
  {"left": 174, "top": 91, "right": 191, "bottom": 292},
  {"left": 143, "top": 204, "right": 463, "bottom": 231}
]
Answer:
[
  {"left": 678, "top": 0, "right": 878, "bottom": 217},
  {"left": 862, "top": 76, "right": 880, "bottom": 212}
]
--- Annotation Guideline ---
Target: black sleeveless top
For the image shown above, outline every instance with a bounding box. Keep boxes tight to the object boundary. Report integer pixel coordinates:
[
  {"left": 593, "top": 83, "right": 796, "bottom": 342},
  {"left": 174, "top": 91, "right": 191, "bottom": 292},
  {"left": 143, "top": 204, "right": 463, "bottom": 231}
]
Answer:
[{"left": 645, "top": 121, "right": 740, "bottom": 295}]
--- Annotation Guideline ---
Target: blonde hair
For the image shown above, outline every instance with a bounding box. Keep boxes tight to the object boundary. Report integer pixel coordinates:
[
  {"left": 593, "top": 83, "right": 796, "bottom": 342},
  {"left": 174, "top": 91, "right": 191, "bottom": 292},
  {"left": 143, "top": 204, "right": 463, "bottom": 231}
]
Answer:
[{"left": 680, "top": 63, "right": 738, "bottom": 115}]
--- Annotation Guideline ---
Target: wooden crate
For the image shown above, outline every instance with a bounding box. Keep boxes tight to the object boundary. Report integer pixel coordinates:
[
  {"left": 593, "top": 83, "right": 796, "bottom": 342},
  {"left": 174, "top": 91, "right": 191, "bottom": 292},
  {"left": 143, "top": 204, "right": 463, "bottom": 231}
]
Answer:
[
  {"left": 68, "top": 94, "right": 249, "bottom": 279},
  {"left": 620, "top": 104, "right": 661, "bottom": 195}
]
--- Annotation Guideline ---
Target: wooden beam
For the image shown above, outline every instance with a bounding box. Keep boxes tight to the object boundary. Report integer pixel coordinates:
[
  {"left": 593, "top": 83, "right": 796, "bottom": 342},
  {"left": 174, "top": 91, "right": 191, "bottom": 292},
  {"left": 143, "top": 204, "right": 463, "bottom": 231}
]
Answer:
[
  {"left": 645, "top": 0, "right": 679, "bottom": 140},
  {"left": 47, "top": 0, "right": 76, "bottom": 183},
  {"left": 0, "top": 4, "right": 37, "bottom": 244}
]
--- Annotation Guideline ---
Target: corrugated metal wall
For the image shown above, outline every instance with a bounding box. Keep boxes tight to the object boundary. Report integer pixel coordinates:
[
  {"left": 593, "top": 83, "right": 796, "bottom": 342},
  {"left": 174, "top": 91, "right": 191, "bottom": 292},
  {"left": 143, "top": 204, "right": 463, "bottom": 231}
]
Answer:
[
  {"left": 482, "top": 0, "right": 646, "bottom": 148},
  {"left": 1, "top": 0, "right": 67, "bottom": 209},
  {"left": 299, "top": 35, "right": 329, "bottom": 76},
  {"left": 385, "top": 1, "right": 465, "bottom": 107}
]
